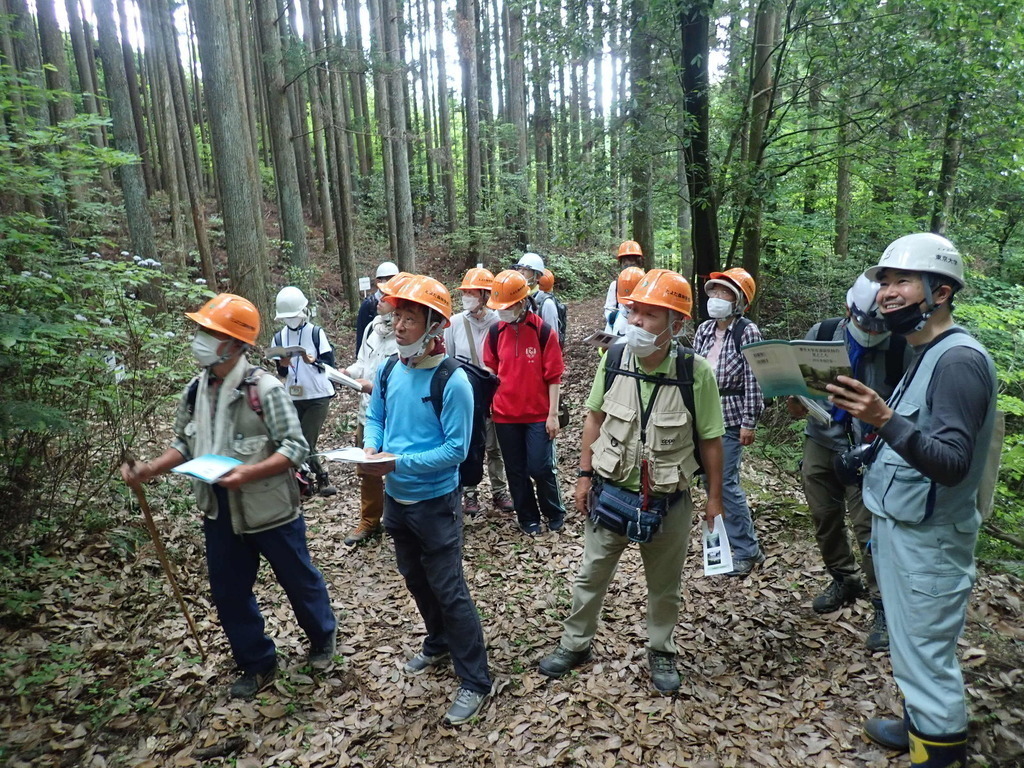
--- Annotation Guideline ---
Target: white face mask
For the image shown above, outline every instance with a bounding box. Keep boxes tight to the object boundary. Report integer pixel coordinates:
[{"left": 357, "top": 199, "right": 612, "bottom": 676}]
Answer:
[
  {"left": 847, "top": 322, "right": 889, "bottom": 348},
  {"left": 284, "top": 313, "right": 306, "bottom": 330},
  {"left": 706, "top": 297, "right": 734, "bottom": 319},
  {"left": 461, "top": 295, "right": 480, "bottom": 312},
  {"left": 624, "top": 324, "right": 665, "bottom": 358},
  {"left": 497, "top": 306, "right": 521, "bottom": 323},
  {"left": 397, "top": 322, "right": 441, "bottom": 359},
  {"left": 191, "top": 330, "right": 229, "bottom": 367}
]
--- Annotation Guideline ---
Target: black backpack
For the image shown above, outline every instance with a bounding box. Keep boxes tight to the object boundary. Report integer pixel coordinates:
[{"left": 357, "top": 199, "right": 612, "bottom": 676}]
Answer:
[
  {"left": 815, "top": 317, "right": 907, "bottom": 388},
  {"left": 536, "top": 292, "right": 568, "bottom": 345},
  {"left": 603, "top": 343, "right": 703, "bottom": 474},
  {"left": 378, "top": 355, "right": 499, "bottom": 487}
]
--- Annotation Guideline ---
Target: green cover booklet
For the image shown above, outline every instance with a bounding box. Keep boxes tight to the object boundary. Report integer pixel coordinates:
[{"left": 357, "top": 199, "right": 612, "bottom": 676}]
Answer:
[{"left": 740, "top": 339, "right": 851, "bottom": 400}]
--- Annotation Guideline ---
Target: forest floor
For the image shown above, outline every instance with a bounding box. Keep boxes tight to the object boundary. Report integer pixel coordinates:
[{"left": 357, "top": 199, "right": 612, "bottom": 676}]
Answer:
[{"left": 2, "top": 294, "right": 1023, "bottom": 768}]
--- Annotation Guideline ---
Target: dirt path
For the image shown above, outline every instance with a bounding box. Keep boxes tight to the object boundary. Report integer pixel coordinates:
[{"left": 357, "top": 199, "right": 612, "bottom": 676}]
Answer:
[{"left": 2, "top": 295, "right": 1022, "bottom": 768}]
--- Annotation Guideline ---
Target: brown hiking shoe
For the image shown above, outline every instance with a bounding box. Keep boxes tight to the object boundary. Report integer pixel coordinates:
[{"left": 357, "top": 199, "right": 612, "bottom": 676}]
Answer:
[{"left": 344, "top": 524, "right": 383, "bottom": 547}]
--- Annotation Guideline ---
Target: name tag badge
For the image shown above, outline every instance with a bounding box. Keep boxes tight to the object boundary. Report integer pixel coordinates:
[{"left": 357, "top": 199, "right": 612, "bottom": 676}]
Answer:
[{"left": 289, "top": 384, "right": 304, "bottom": 397}]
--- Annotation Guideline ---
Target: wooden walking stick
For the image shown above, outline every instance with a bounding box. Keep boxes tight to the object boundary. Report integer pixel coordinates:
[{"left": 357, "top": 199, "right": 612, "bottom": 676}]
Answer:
[{"left": 125, "top": 459, "right": 206, "bottom": 660}]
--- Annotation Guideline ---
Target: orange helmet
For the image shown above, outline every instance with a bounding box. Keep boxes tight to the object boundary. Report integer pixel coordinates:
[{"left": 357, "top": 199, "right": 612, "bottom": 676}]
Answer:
[
  {"left": 487, "top": 270, "right": 529, "bottom": 310},
  {"left": 707, "top": 267, "right": 756, "bottom": 307},
  {"left": 538, "top": 268, "right": 555, "bottom": 292},
  {"left": 459, "top": 267, "right": 495, "bottom": 292},
  {"left": 617, "top": 240, "right": 643, "bottom": 260},
  {"left": 626, "top": 269, "right": 693, "bottom": 318},
  {"left": 186, "top": 293, "right": 260, "bottom": 345},
  {"left": 391, "top": 275, "right": 453, "bottom": 327},
  {"left": 616, "top": 266, "right": 645, "bottom": 303},
  {"left": 380, "top": 271, "right": 414, "bottom": 297}
]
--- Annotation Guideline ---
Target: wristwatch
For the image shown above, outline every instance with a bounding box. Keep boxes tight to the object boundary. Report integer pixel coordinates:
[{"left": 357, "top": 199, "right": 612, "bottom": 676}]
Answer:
[{"left": 577, "top": 469, "right": 594, "bottom": 478}]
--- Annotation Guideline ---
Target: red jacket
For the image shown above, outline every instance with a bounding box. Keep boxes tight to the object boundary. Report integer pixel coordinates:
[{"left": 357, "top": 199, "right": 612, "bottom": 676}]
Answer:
[{"left": 483, "top": 311, "right": 564, "bottom": 423}]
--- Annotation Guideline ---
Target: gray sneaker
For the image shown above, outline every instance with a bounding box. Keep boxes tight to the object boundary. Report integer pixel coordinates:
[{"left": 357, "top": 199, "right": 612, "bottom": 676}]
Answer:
[
  {"left": 866, "top": 600, "right": 889, "bottom": 651},
  {"left": 647, "top": 649, "right": 680, "bottom": 694},
  {"left": 403, "top": 650, "right": 450, "bottom": 675},
  {"left": 444, "top": 687, "right": 489, "bottom": 725},
  {"left": 308, "top": 626, "right": 337, "bottom": 667}
]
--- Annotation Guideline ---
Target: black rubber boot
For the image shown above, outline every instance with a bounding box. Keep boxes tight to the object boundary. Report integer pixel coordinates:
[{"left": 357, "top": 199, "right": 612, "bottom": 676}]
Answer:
[
  {"left": 812, "top": 572, "right": 865, "bottom": 613},
  {"left": 317, "top": 473, "right": 338, "bottom": 497},
  {"left": 909, "top": 727, "right": 968, "bottom": 768},
  {"left": 864, "top": 717, "right": 910, "bottom": 752}
]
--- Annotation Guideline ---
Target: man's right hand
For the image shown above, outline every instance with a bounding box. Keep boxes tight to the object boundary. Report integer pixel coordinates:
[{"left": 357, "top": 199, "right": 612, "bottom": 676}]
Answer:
[
  {"left": 574, "top": 477, "right": 592, "bottom": 514},
  {"left": 120, "top": 460, "right": 153, "bottom": 487},
  {"left": 786, "top": 396, "right": 808, "bottom": 419}
]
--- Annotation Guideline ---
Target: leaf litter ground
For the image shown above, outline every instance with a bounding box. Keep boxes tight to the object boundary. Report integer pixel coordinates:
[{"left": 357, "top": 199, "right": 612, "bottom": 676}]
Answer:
[{"left": 2, "top": 296, "right": 1022, "bottom": 768}]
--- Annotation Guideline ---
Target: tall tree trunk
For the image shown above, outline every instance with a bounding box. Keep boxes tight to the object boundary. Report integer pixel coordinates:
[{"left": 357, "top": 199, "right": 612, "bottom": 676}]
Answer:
[
  {"left": 628, "top": 0, "right": 653, "bottom": 259},
  {"left": 369, "top": 0, "right": 398, "bottom": 257},
  {"left": 382, "top": 0, "right": 416, "bottom": 269},
  {"left": 531, "top": 0, "right": 549, "bottom": 242},
  {"left": 152, "top": 0, "right": 216, "bottom": 285},
  {"left": 506, "top": 0, "right": 528, "bottom": 248},
  {"left": 679, "top": 0, "right": 720, "bottom": 317},
  {"left": 65, "top": 0, "right": 114, "bottom": 192},
  {"left": 457, "top": 0, "right": 481, "bottom": 264},
  {"left": 189, "top": 0, "right": 272, "bottom": 328},
  {"left": 834, "top": 114, "right": 851, "bottom": 258},
  {"left": 740, "top": 0, "right": 777, "bottom": 285},
  {"left": 416, "top": 0, "right": 436, "bottom": 215},
  {"left": 303, "top": 0, "right": 337, "bottom": 253},
  {"left": 94, "top": 0, "right": 158, "bottom": 268},
  {"left": 255, "top": 0, "right": 310, "bottom": 269},
  {"left": 35, "top": 0, "right": 81, "bottom": 222},
  {"left": 116, "top": 0, "right": 154, "bottom": 195},
  {"left": 345, "top": 0, "right": 372, "bottom": 181},
  {"left": 284, "top": 0, "right": 316, "bottom": 221},
  {"left": 434, "top": 0, "right": 457, "bottom": 232},
  {"left": 324, "top": 0, "right": 358, "bottom": 312},
  {"left": 930, "top": 91, "right": 964, "bottom": 236}
]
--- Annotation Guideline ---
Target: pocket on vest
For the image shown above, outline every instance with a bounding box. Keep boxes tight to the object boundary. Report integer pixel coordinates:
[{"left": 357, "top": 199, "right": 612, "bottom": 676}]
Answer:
[
  {"left": 232, "top": 435, "right": 269, "bottom": 458},
  {"left": 878, "top": 458, "right": 933, "bottom": 524},
  {"left": 238, "top": 471, "right": 299, "bottom": 530}
]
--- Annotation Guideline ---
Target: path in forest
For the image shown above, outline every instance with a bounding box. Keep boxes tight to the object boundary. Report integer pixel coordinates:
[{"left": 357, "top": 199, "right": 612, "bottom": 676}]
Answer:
[{"left": 1, "top": 295, "right": 1022, "bottom": 768}]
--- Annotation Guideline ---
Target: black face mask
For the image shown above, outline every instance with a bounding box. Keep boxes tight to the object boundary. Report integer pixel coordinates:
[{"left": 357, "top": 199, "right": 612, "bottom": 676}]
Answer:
[{"left": 881, "top": 302, "right": 930, "bottom": 335}]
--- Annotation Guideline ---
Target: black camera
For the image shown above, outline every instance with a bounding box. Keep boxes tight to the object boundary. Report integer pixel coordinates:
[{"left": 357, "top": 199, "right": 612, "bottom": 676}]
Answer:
[{"left": 833, "top": 442, "right": 878, "bottom": 487}]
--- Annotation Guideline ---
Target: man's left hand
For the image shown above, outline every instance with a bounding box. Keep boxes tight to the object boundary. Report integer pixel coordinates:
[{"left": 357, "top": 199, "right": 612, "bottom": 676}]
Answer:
[
  {"left": 361, "top": 450, "right": 397, "bottom": 476},
  {"left": 826, "top": 375, "right": 893, "bottom": 428},
  {"left": 218, "top": 465, "right": 253, "bottom": 490},
  {"left": 545, "top": 415, "right": 560, "bottom": 440},
  {"left": 740, "top": 427, "right": 756, "bottom": 446}
]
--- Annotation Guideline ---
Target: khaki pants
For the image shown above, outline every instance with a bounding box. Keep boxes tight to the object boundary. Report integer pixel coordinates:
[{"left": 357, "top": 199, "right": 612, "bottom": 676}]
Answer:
[
  {"left": 802, "top": 438, "right": 877, "bottom": 597},
  {"left": 561, "top": 490, "right": 693, "bottom": 654},
  {"left": 354, "top": 423, "right": 384, "bottom": 530}
]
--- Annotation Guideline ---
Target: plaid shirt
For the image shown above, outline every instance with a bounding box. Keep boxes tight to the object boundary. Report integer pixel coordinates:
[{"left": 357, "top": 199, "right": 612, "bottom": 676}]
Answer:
[
  {"left": 692, "top": 318, "right": 765, "bottom": 430},
  {"left": 171, "top": 367, "right": 309, "bottom": 466}
]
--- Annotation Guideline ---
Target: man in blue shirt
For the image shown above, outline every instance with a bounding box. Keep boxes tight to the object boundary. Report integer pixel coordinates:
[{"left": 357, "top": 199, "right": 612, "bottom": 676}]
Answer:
[{"left": 362, "top": 274, "right": 492, "bottom": 726}]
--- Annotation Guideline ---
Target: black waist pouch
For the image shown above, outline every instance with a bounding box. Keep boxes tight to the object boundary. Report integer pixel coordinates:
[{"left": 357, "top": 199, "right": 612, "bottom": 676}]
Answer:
[{"left": 590, "top": 481, "right": 670, "bottom": 543}]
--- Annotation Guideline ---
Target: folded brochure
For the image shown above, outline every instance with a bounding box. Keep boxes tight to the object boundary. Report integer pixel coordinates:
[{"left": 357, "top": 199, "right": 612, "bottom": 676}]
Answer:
[
  {"left": 319, "top": 447, "right": 395, "bottom": 464},
  {"left": 171, "top": 454, "right": 242, "bottom": 483},
  {"left": 322, "top": 364, "right": 364, "bottom": 392},
  {"left": 741, "top": 339, "right": 851, "bottom": 400},
  {"left": 264, "top": 345, "right": 307, "bottom": 359},
  {"left": 702, "top": 516, "right": 734, "bottom": 576}
]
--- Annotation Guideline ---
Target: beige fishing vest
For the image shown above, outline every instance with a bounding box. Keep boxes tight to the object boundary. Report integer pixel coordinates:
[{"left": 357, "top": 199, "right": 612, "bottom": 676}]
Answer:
[
  {"left": 183, "top": 371, "right": 300, "bottom": 534},
  {"left": 590, "top": 351, "right": 699, "bottom": 495}
]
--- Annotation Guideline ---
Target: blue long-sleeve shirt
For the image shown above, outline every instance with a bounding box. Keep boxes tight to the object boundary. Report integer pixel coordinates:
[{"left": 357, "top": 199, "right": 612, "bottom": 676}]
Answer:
[{"left": 363, "top": 357, "right": 472, "bottom": 501}]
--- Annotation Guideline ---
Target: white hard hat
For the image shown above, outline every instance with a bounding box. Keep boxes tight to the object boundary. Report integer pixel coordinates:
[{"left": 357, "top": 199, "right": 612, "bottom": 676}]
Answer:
[
  {"left": 275, "top": 286, "right": 308, "bottom": 319},
  {"left": 514, "top": 252, "right": 545, "bottom": 272},
  {"left": 846, "top": 275, "right": 886, "bottom": 334},
  {"left": 376, "top": 261, "right": 400, "bottom": 279},
  {"left": 863, "top": 233, "right": 964, "bottom": 290}
]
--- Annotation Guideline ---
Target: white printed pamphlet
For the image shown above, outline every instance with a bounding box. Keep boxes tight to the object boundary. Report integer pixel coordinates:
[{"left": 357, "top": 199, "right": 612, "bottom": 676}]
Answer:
[
  {"left": 320, "top": 447, "right": 395, "bottom": 464},
  {"left": 702, "top": 516, "right": 734, "bottom": 576},
  {"left": 583, "top": 330, "right": 618, "bottom": 350},
  {"left": 172, "top": 454, "right": 242, "bottom": 483},
  {"left": 322, "top": 364, "right": 364, "bottom": 392},
  {"left": 265, "top": 345, "right": 307, "bottom": 360},
  {"left": 741, "top": 339, "right": 851, "bottom": 400},
  {"left": 797, "top": 395, "right": 832, "bottom": 425}
]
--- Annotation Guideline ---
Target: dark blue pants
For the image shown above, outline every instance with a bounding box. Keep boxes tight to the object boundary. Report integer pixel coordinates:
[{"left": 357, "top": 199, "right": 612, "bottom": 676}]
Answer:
[
  {"left": 384, "top": 489, "right": 492, "bottom": 694},
  {"left": 205, "top": 486, "right": 336, "bottom": 674},
  {"left": 494, "top": 421, "right": 565, "bottom": 528}
]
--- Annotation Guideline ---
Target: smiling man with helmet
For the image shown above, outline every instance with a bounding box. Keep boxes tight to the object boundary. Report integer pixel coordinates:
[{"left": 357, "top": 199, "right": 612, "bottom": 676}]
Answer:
[
  {"left": 826, "top": 233, "right": 998, "bottom": 767},
  {"left": 539, "top": 269, "right": 724, "bottom": 695},
  {"left": 361, "top": 275, "right": 493, "bottom": 727},
  {"left": 356, "top": 261, "right": 400, "bottom": 354},
  {"left": 120, "top": 293, "right": 337, "bottom": 700},
  {"left": 786, "top": 274, "right": 911, "bottom": 651}
]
